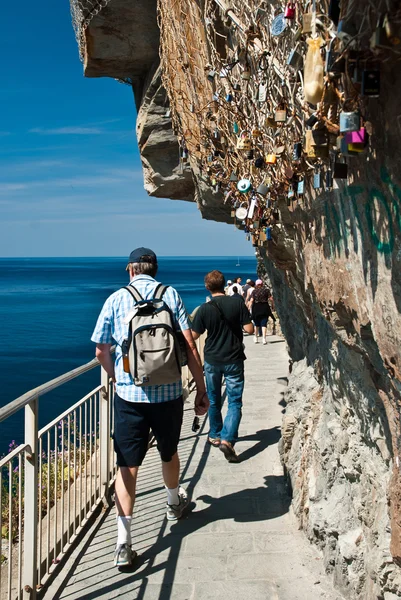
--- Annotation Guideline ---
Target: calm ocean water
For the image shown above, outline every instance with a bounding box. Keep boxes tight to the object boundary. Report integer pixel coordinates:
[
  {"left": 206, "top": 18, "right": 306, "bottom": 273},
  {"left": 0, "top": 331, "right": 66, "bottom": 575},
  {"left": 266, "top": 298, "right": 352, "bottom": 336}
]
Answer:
[{"left": 0, "top": 256, "right": 256, "bottom": 452}]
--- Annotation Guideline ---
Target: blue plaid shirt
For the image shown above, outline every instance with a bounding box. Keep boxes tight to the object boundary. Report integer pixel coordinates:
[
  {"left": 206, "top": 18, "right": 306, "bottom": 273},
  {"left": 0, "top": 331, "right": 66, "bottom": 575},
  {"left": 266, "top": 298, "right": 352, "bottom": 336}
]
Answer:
[{"left": 91, "top": 275, "right": 191, "bottom": 403}]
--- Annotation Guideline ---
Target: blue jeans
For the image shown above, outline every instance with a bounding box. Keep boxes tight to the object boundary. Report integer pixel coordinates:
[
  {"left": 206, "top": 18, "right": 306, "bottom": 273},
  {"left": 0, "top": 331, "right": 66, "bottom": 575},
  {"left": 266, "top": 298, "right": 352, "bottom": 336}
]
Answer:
[{"left": 204, "top": 361, "right": 245, "bottom": 445}]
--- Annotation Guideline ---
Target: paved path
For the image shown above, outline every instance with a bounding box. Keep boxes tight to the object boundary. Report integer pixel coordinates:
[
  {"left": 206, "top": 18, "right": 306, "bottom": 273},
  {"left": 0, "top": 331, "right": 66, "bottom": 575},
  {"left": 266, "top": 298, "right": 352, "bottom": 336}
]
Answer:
[{"left": 45, "top": 335, "right": 343, "bottom": 600}]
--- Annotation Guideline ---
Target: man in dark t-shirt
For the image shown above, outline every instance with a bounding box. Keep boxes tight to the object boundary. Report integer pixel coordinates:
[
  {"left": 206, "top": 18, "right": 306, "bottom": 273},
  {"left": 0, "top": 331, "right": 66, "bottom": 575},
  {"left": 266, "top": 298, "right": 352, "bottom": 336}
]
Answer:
[{"left": 192, "top": 270, "right": 254, "bottom": 463}]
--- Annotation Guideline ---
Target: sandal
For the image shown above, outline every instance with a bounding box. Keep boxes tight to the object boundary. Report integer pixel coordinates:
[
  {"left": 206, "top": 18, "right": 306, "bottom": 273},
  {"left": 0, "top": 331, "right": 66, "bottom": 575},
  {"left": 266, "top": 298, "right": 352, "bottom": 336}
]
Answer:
[
  {"left": 207, "top": 437, "right": 221, "bottom": 447},
  {"left": 219, "top": 441, "right": 240, "bottom": 463}
]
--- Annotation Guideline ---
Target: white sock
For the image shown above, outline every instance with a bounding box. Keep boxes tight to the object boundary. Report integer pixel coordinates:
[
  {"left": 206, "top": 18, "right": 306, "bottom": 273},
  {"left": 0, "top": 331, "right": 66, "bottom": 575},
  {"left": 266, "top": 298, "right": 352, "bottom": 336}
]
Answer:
[
  {"left": 117, "top": 516, "right": 132, "bottom": 546},
  {"left": 166, "top": 486, "right": 179, "bottom": 506}
]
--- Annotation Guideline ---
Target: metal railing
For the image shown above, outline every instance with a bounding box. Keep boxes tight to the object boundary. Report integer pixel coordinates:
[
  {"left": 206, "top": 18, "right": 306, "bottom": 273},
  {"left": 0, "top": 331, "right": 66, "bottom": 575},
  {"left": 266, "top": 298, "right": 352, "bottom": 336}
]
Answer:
[{"left": 0, "top": 333, "right": 205, "bottom": 600}]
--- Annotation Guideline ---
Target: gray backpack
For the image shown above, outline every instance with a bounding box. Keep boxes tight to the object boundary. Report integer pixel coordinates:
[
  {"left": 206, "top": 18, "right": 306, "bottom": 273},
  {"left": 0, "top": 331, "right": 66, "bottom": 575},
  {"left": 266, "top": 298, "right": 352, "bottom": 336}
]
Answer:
[{"left": 123, "top": 284, "right": 182, "bottom": 386}]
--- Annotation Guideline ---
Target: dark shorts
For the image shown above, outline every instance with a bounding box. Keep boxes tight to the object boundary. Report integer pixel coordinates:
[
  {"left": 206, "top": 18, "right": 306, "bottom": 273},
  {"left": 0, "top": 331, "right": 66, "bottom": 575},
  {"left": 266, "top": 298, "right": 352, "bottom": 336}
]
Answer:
[
  {"left": 254, "top": 315, "right": 269, "bottom": 327},
  {"left": 113, "top": 394, "right": 184, "bottom": 467}
]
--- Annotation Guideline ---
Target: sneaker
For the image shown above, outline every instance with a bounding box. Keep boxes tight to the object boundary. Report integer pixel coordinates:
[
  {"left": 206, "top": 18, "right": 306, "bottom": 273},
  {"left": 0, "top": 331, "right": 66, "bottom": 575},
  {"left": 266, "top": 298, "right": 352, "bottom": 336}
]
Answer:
[
  {"left": 114, "top": 543, "right": 136, "bottom": 567},
  {"left": 219, "top": 442, "right": 240, "bottom": 463},
  {"left": 263, "top": 338, "right": 267, "bottom": 345},
  {"left": 254, "top": 337, "right": 259, "bottom": 344},
  {"left": 166, "top": 487, "right": 189, "bottom": 521}
]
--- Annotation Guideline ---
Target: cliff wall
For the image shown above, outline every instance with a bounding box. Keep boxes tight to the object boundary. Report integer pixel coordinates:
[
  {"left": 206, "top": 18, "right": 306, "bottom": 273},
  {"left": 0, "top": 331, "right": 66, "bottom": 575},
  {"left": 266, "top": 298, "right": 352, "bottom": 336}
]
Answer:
[{"left": 73, "top": 0, "right": 401, "bottom": 597}]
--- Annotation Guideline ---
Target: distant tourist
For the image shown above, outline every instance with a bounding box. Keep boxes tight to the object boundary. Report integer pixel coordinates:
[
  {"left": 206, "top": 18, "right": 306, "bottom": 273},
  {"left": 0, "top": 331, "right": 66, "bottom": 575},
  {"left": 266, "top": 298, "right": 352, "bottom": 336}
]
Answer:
[
  {"left": 248, "top": 279, "right": 276, "bottom": 344},
  {"left": 231, "top": 284, "right": 244, "bottom": 300},
  {"left": 91, "top": 247, "right": 209, "bottom": 567},
  {"left": 242, "top": 278, "right": 252, "bottom": 299},
  {"left": 245, "top": 280, "right": 256, "bottom": 309},
  {"left": 227, "top": 277, "right": 242, "bottom": 296},
  {"left": 224, "top": 279, "right": 233, "bottom": 295},
  {"left": 192, "top": 270, "right": 254, "bottom": 463}
]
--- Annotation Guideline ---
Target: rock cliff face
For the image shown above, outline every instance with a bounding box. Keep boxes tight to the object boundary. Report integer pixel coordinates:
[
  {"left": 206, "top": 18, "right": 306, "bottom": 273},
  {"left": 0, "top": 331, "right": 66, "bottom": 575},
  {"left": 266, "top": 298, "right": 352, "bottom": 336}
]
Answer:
[{"left": 75, "top": 0, "right": 401, "bottom": 597}]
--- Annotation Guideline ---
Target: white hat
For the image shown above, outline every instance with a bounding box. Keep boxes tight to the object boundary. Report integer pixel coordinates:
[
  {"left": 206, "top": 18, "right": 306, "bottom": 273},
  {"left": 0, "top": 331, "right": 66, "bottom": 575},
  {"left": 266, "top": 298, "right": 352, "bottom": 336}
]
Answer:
[
  {"left": 246, "top": 279, "right": 251, "bottom": 283},
  {"left": 227, "top": 280, "right": 232, "bottom": 284}
]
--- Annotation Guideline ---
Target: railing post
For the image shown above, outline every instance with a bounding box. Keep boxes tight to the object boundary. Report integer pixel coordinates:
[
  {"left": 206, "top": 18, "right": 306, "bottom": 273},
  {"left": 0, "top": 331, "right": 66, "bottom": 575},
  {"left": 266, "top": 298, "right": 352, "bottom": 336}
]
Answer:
[
  {"left": 23, "top": 398, "right": 38, "bottom": 600},
  {"left": 100, "top": 367, "right": 110, "bottom": 503}
]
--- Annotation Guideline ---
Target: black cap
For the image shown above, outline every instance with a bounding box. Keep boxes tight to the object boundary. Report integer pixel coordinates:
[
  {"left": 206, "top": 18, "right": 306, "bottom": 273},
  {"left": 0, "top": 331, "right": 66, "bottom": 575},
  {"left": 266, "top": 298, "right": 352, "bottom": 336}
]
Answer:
[{"left": 128, "top": 247, "right": 157, "bottom": 264}]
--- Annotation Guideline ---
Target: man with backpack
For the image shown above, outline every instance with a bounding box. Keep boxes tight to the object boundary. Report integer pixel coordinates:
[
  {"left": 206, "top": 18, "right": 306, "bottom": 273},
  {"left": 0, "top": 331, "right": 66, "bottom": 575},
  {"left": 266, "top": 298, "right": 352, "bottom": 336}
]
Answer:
[
  {"left": 91, "top": 248, "right": 209, "bottom": 568},
  {"left": 191, "top": 270, "right": 254, "bottom": 463}
]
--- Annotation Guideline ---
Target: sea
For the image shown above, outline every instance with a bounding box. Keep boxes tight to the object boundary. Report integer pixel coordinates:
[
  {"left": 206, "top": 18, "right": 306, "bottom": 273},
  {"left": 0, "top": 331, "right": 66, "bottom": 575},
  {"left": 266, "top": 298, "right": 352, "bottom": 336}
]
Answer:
[{"left": 0, "top": 256, "right": 257, "bottom": 454}]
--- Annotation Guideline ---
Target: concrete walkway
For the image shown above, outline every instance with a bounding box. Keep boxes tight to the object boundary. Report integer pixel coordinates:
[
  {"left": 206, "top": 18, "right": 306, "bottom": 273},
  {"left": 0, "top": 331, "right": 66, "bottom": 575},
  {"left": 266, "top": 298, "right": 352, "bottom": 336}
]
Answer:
[{"left": 45, "top": 335, "right": 343, "bottom": 600}]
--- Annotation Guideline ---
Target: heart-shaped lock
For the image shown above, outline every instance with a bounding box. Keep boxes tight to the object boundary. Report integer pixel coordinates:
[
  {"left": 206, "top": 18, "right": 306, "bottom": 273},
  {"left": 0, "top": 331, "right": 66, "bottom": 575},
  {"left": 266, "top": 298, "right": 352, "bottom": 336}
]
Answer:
[{"left": 237, "top": 179, "right": 252, "bottom": 193}]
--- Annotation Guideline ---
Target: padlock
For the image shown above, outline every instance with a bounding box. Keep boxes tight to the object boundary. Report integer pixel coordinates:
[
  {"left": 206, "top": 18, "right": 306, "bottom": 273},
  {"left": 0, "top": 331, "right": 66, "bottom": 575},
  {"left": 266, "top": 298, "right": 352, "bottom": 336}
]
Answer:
[
  {"left": 305, "top": 113, "right": 319, "bottom": 128},
  {"left": 384, "top": 14, "right": 401, "bottom": 45},
  {"left": 348, "top": 143, "right": 365, "bottom": 153},
  {"left": 265, "top": 226, "right": 272, "bottom": 241},
  {"left": 229, "top": 171, "right": 238, "bottom": 182},
  {"left": 258, "top": 83, "right": 267, "bottom": 103},
  {"left": 241, "top": 68, "right": 251, "bottom": 81},
  {"left": 297, "top": 180, "right": 304, "bottom": 195},
  {"left": 164, "top": 108, "right": 171, "bottom": 118},
  {"left": 333, "top": 159, "right": 348, "bottom": 179},
  {"left": 211, "top": 177, "right": 217, "bottom": 186},
  {"left": 259, "top": 230, "right": 267, "bottom": 242},
  {"left": 226, "top": 93, "right": 233, "bottom": 102},
  {"left": 247, "top": 196, "right": 258, "bottom": 219},
  {"left": 256, "top": 182, "right": 270, "bottom": 196},
  {"left": 207, "top": 70, "right": 216, "bottom": 82},
  {"left": 325, "top": 38, "right": 344, "bottom": 75},
  {"left": 274, "top": 108, "right": 287, "bottom": 123},
  {"left": 328, "top": 0, "right": 340, "bottom": 26},
  {"left": 207, "top": 154, "right": 213, "bottom": 163},
  {"left": 361, "top": 70, "right": 380, "bottom": 97},
  {"left": 311, "top": 129, "right": 328, "bottom": 146},
  {"left": 213, "top": 150, "right": 220, "bottom": 158},
  {"left": 287, "top": 49, "right": 303, "bottom": 70},
  {"left": 233, "top": 122, "right": 239, "bottom": 134},
  {"left": 246, "top": 149, "right": 255, "bottom": 160},
  {"left": 213, "top": 128, "right": 220, "bottom": 140},
  {"left": 325, "top": 170, "right": 333, "bottom": 189},
  {"left": 284, "top": 2, "right": 295, "bottom": 19},
  {"left": 252, "top": 127, "right": 262, "bottom": 138},
  {"left": 345, "top": 127, "right": 367, "bottom": 145},
  {"left": 237, "top": 131, "right": 252, "bottom": 151},
  {"left": 313, "top": 171, "right": 322, "bottom": 189},
  {"left": 181, "top": 149, "right": 188, "bottom": 163},
  {"left": 305, "top": 130, "right": 328, "bottom": 158},
  {"left": 266, "top": 115, "right": 279, "bottom": 128},
  {"left": 339, "top": 111, "right": 360, "bottom": 133},
  {"left": 231, "top": 210, "right": 236, "bottom": 218},
  {"left": 371, "top": 15, "right": 392, "bottom": 50},
  {"left": 265, "top": 153, "right": 277, "bottom": 165},
  {"left": 254, "top": 156, "right": 265, "bottom": 168},
  {"left": 235, "top": 204, "right": 248, "bottom": 219},
  {"left": 337, "top": 20, "right": 358, "bottom": 44},
  {"left": 233, "top": 83, "right": 241, "bottom": 91},
  {"left": 292, "top": 142, "right": 302, "bottom": 161},
  {"left": 237, "top": 179, "right": 252, "bottom": 193},
  {"left": 302, "top": 12, "right": 313, "bottom": 33}
]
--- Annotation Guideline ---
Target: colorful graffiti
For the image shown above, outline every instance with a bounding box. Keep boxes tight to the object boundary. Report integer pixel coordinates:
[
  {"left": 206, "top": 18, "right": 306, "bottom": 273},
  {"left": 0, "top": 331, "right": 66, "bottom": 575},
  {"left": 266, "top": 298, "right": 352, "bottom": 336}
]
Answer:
[{"left": 323, "top": 168, "right": 401, "bottom": 255}]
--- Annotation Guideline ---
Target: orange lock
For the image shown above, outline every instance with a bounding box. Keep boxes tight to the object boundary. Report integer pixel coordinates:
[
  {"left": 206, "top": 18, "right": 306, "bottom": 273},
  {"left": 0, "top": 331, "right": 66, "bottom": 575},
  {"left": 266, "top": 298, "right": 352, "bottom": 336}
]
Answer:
[{"left": 265, "top": 153, "right": 277, "bottom": 165}]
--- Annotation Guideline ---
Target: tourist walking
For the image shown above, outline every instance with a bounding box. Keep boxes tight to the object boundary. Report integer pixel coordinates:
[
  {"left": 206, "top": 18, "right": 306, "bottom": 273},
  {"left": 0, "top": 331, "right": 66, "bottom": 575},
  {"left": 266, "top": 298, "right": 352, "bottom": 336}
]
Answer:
[
  {"left": 192, "top": 270, "right": 254, "bottom": 463},
  {"left": 242, "top": 278, "right": 252, "bottom": 299},
  {"left": 245, "top": 279, "right": 255, "bottom": 310},
  {"left": 91, "top": 248, "right": 209, "bottom": 567},
  {"left": 248, "top": 279, "right": 276, "bottom": 344}
]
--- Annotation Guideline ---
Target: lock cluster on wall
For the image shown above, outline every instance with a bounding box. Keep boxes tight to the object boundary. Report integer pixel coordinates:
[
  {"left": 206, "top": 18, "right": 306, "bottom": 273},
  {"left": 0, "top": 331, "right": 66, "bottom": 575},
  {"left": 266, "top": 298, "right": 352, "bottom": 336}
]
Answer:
[{"left": 158, "top": 0, "right": 401, "bottom": 248}]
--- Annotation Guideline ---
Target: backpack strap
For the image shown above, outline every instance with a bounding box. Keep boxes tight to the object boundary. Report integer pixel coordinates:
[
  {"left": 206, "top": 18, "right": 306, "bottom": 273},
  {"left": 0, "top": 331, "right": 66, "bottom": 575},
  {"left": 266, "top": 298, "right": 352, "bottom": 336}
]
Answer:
[
  {"left": 153, "top": 283, "right": 169, "bottom": 301},
  {"left": 209, "top": 300, "right": 242, "bottom": 347},
  {"left": 123, "top": 285, "right": 143, "bottom": 303}
]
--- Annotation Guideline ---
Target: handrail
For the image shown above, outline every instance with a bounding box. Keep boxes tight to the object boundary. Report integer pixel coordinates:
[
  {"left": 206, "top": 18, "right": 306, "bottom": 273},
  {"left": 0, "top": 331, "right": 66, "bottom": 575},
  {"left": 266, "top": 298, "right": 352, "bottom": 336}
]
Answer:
[{"left": 0, "top": 347, "right": 115, "bottom": 423}]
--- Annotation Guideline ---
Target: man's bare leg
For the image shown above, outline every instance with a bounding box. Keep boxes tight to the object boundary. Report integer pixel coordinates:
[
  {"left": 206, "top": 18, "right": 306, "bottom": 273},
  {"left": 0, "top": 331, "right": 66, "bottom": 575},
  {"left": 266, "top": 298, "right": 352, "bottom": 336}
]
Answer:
[
  {"left": 162, "top": 452, "right": 180, "bottom": 490},
  {"left": 114, "top": 466, "right": 138, "bottom": 564}
]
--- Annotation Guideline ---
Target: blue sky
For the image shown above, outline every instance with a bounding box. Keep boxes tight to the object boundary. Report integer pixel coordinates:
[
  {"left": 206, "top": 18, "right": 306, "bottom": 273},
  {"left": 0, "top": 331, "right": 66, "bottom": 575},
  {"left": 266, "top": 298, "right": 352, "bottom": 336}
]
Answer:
[{"left": 0, "top": 1, "right": 253, "bottom": 257}]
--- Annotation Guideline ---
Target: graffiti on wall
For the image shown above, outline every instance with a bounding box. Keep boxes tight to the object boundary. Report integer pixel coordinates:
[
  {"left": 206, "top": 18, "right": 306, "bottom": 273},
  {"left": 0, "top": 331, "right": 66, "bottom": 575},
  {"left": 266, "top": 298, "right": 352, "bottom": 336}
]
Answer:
[{"left": 323, "top": 168, "right": 401, "bottom": 255}]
